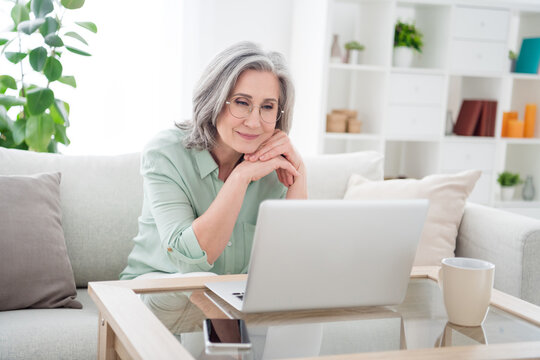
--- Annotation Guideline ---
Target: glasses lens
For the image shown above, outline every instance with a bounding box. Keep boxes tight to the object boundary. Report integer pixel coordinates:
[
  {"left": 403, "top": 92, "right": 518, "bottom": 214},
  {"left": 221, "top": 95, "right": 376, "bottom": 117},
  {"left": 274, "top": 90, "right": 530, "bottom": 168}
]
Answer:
[
  {"left": 229, "top": 98, "right": 250, "bottom": 119},
  {"left": 260, "top": 103, "right": 279, "bottom": 124}
]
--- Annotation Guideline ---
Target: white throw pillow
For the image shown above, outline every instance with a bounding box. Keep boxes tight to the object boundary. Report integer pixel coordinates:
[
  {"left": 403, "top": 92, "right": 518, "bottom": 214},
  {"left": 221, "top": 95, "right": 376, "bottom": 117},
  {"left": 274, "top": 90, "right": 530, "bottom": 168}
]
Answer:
[
  {"left": 343, "top": 169, "right": 481, "bottom": 266},
  {"left": 304, "top": 151, "right": 384, "bottom": 199}
]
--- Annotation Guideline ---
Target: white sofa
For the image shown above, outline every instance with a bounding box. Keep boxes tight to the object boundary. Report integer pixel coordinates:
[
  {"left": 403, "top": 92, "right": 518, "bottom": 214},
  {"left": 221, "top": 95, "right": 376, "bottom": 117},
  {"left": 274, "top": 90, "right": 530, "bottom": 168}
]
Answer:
[{"left": 0, "top": 147, "right": 539, "bottom": 359}]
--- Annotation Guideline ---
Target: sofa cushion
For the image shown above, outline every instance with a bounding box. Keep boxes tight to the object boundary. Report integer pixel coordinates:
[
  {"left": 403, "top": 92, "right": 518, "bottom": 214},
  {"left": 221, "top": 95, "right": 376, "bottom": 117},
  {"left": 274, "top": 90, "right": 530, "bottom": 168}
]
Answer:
[
  {"left": 0, "top": 172, "right": 81, "bottom": 310},
  {"left": 304, "top": 151, "right": 384, "bottom": 199},
  {"left": 0, "top": 148, "right": 142, "bottom": 286},
  {"left": 344, "top": 170, "right": 481, "bottom": 266},
  {"left": 0, "top": 289, "right": 98, "bottom": 360}
]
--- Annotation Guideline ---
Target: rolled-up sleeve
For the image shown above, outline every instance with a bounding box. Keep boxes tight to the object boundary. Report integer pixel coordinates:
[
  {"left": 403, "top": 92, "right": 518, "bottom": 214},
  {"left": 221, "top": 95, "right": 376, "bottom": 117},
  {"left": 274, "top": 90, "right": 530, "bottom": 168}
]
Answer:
[{"left": 142, "top": 149, "right": 213, "bottom": 273}]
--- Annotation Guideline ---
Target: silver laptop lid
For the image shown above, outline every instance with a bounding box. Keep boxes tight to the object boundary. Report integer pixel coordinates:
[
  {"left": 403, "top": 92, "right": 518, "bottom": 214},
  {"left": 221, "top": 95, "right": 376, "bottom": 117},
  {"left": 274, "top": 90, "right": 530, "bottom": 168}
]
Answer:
[{"left": 242, "top": 199, "right": 429, "bottom": 313}]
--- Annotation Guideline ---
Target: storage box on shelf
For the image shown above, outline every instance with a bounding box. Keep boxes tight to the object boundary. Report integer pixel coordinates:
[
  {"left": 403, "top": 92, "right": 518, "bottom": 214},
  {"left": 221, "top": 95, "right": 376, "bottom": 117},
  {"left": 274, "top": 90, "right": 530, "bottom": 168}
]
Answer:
[{"left": 321, "top": 0, "right": 540, "bottom": 214}]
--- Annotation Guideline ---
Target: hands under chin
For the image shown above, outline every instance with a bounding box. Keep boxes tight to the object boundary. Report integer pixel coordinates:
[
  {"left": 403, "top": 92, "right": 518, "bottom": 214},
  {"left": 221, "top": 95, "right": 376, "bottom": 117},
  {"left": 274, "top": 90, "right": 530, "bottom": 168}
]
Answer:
[{"left": 243, "top": 130, "right": 304, "bottom": 187}]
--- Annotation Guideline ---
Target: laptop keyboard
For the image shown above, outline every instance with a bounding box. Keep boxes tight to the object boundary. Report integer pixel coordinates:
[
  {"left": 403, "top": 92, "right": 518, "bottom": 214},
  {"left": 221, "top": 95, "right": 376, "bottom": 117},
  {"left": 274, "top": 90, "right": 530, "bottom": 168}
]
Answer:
[{"left": 233, "top": 292, "right": 244, "bottom": 301}]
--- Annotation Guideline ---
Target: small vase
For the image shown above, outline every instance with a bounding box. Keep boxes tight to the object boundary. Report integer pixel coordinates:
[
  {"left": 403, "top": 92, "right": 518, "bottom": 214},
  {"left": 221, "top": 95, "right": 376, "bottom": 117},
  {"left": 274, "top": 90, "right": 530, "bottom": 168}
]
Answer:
[
  {"left": 393, "top": 46, "right": 414, "bottom": 67},
  {"left": 330, "top": 34, "right": 342, "bottom": 63},
  {"left": 501, "top": 186, "right": 515, "bottom": 201},
  {"left": 522, "top": 175, "right": 535, "bottom": 201}
]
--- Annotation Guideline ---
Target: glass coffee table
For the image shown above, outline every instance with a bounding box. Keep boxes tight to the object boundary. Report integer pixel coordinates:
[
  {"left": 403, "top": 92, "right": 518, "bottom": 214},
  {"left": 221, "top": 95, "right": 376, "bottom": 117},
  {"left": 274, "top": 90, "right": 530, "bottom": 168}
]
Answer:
[{"left": 89, "top": 267, "right": 540, "bottom": 359}]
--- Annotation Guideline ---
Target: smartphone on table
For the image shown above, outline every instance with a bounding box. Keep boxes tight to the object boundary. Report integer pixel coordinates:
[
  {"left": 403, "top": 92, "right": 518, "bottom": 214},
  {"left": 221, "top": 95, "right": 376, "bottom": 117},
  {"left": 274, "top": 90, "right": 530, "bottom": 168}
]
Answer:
[{"left": 203, "top": 318, "right": 251, "bottom": 349}]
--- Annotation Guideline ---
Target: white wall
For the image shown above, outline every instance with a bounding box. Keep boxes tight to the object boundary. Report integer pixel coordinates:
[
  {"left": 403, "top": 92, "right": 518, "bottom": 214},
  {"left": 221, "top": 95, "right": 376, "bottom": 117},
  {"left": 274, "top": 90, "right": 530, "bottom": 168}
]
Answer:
[{"left": 58, "top": 0, "right": 184, "bottom": 155}]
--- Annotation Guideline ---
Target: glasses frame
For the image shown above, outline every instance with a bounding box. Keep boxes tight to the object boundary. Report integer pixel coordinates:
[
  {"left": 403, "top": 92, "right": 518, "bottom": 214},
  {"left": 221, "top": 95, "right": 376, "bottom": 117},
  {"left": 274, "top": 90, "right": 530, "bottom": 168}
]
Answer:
[{"left": 225, "top": 96, "right": 284, "bottom": 125}]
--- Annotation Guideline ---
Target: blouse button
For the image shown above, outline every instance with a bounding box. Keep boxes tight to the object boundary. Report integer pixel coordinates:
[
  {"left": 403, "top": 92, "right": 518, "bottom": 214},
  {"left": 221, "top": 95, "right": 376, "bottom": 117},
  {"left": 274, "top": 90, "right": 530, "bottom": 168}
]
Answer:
[{"left": 227, "top": 241, "right": 232, "bottom": 247}]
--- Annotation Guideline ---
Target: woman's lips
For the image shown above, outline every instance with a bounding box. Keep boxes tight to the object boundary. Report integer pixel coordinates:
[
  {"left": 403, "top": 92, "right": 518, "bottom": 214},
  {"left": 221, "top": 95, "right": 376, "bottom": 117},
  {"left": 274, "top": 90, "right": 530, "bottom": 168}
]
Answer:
[{"left": 236, "top": 131, "right": 260, "bottom": 140}]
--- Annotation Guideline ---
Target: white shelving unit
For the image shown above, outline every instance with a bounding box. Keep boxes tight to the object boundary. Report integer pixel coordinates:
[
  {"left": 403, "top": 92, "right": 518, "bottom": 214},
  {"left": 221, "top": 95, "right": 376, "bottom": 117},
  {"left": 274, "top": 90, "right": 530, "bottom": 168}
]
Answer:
[{"left": 321, "top": 0, "right": 540, "bottom": 217}]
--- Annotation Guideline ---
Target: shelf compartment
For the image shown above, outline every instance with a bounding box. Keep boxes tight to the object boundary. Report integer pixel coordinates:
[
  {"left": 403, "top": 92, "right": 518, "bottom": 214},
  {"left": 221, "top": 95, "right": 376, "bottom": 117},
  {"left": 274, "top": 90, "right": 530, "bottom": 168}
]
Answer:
[
  {"left": 510, "top": 79, "right": 540, "bottom": 139},
  {"left": 393, "top": 2, "right": 452, "bottom": 69},
  {"left": 447, "top": 76, "right": 505, "bottom": 135},
  {"left": 384, "top": 140, "right": 440, "bottom": 179},
  {"left": 331, "top": 0, "right": 394, "bottom": 66},
  {"left": 503, "top": 143, "right": 540, "bottom": 203},
  {"left": 326, "top": 68, "right": 387, "bottom": 134}
]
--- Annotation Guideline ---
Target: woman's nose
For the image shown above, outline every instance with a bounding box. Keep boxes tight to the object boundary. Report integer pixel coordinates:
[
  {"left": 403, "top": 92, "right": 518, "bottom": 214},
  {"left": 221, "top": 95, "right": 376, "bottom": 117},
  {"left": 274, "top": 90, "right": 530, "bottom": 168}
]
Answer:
[{"left": 243, "top": 107, "right": 262, "bottom": 127}]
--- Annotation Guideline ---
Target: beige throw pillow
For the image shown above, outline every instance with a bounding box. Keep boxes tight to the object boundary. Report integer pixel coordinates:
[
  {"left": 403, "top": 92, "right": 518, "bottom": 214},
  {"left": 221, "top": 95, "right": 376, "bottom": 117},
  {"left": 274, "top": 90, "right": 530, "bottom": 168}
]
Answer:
[
  {"left": 343, "top": 170, "right": 481, "bottom": 266},
  {"left": 0, "top": 172, "right": 82, "bottom": 310}
]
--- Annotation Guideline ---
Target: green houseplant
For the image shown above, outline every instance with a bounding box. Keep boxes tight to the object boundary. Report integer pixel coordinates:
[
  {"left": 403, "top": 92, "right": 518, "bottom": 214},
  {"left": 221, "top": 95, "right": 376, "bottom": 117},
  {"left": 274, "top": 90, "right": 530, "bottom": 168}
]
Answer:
[
  {"left": 393, "top": 20, "right": 423, "bottom": 67},
  {"left": 344, "top": 41, "right": 365, "bottom": 64},
  {"left": 0, "top": 0, "right": 97, "bottom": 153},
  {"left": 498, "top": 171, "right": 522, "bottom": 201}
]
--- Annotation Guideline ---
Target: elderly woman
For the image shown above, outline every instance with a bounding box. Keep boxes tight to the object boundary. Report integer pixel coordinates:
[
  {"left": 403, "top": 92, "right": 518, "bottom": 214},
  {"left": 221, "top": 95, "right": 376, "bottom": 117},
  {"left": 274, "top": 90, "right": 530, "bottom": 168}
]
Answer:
[{"left": 120, "top": 42, "right": 307, "bottom": 280}]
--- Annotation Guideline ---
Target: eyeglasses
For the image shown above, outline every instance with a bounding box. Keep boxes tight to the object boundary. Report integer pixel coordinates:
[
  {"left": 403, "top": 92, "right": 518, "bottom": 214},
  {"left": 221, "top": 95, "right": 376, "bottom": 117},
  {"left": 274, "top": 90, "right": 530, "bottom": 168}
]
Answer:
[{"left": 225, "top": 96, "right": 284, "bottom": 124}]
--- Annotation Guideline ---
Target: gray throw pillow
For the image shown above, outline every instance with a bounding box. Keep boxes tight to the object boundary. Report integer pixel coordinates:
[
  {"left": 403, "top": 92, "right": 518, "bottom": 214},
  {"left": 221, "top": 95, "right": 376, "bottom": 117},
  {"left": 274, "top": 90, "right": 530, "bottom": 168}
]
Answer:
[{"left": 0, "top": 172, "right": 82, "bottom": 310}]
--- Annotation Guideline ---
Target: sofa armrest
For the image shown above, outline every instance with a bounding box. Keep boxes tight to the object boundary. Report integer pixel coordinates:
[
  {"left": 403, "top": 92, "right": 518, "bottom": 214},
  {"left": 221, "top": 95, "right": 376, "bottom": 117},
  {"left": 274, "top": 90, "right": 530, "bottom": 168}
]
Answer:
[{"left": 456, "top": 203, "right": 540, "bottom": 306}]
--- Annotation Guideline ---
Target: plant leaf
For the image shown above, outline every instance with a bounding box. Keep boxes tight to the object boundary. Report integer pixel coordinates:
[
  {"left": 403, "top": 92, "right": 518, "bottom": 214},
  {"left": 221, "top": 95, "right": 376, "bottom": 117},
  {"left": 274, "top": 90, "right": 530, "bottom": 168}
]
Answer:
[
  {"left": 0, "top": 75, "right": 17, "bottom": 93},
  {"left": 58, "top": 75, "right": 76, "bottom": 88},
  {"left": 0, "top": 94, "right": 26, "bottom": 107},
  {"left": 44, "top": 34, "right": 64, "bottom": 47},
  {"left": 29, "top": 47, "right": 48, "bottom": 71},
  {"left": 18, "top": 18, "right": 46, "bottom": 35},
  {"left": 0, "top": 39, "right": 8, "bottom": 46},
  {"left": 39, "top": 17, "right": 59, "bottom": 37},
  {"left": 50, "top": 99, "right": 69, "bottom": 125},
  {"left": 61, "top": 0, "right": 85, "bottom": 10},
  {"left": 5, "top": 52, "right": 27, "bottom": 64},
  {"left": 11, "top": 4, "right": 30, "bottom": 27},
  {"left": 54, "top": 123, "right": 70, "bottom": 145},
  {"left": 65, "top": 46, "right": 90, "bottom": 56},
  {"left": 75, "top": 21, "right": 97, "bottom": 33},
  {"left": 12, "top": 117, "right": 26, "bottom": 145},
  {"left": 64, "top": 31, "right": 88, "bottom": 45},
  {"left": 26, "top": 113, "right": 54, "bottom": 152},
  {"left": 26, "top": 87, "right": 54, "bottom": 115},
  {"left": 43, "top": 56, "right": 63, "bottom": 82},
  {"left": 32, "top": 0, "right": 54, "bottom": 18}
]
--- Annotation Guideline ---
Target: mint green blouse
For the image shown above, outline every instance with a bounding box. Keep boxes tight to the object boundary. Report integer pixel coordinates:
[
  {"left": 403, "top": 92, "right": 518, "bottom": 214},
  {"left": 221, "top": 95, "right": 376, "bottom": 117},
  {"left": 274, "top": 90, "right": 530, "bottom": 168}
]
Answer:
[{"left": 120, "top": 128, "right": 287, "bottom": 280}]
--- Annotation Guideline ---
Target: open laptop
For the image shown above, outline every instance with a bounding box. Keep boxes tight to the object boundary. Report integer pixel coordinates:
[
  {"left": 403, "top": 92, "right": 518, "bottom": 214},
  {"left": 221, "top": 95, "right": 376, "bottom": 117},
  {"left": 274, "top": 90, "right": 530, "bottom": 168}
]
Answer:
[{"left": 205, "top": 199, "right": 429, "bottom": 313}]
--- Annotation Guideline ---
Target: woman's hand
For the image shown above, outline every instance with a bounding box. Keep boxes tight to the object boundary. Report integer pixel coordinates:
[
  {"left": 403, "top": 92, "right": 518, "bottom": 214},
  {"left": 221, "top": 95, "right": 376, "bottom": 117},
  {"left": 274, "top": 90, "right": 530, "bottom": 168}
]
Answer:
[
  {"left": 233, "top": 155, "right": 300, "bottom": 185},
  {"left": 244, "top": 130, "right": 304, "bottom": 187}
]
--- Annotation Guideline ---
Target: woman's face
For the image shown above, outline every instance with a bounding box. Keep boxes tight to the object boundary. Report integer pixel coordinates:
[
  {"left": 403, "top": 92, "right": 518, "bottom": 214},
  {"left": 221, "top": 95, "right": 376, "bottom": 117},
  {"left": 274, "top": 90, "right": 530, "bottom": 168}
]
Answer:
[{"left": 215, "top": 69, "right": 280, "bottom": 156}]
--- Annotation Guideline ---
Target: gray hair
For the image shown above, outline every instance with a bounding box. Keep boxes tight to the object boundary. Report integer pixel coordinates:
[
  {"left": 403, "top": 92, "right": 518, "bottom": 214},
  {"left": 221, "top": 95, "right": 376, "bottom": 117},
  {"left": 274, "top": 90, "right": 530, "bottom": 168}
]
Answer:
[{"left": 177, "top": 41, "right": 295, "bottom": 150}]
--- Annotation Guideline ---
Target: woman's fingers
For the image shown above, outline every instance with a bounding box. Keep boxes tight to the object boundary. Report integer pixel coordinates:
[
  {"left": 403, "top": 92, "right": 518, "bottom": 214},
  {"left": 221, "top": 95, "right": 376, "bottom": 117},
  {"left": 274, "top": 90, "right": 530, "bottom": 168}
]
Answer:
[
  {"left": 246, "top": 131, "right": 288, "bottom": 160},
  {"left": 273, "top": 157, "right": 300, "bottom": 177}
]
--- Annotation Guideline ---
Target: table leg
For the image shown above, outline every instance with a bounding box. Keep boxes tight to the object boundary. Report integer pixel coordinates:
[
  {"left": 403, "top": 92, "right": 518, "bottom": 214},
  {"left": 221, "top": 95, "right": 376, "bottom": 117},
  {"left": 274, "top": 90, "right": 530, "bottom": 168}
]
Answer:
[{"left": 98, "top": 312, "right": 118, "bottom": 360}]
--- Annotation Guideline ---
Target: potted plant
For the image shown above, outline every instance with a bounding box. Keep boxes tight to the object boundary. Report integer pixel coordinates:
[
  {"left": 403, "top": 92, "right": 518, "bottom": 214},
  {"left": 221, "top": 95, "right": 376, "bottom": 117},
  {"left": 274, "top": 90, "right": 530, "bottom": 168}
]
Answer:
[
  {"left": 498, "top": 171, "right": 522, "bottom": 201},
  {"left": 0, "top": 0, "right": 97, "bottom": 153},
  {"left": 393, "top": 20, "right": 423, "bottom": 67},
  {"left": 344, "top": 41, "right": 365, "bottom": 65},
  {"left": 509, "top": 50, "right": 518, "bottom": 72}
]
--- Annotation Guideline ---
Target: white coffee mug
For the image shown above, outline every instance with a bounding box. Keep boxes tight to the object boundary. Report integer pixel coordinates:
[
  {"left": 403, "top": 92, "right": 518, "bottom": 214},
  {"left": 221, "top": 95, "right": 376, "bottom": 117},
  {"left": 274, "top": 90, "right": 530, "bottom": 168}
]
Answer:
[{"left": 439, "top": 257, "right": 495, "bottom": 327}]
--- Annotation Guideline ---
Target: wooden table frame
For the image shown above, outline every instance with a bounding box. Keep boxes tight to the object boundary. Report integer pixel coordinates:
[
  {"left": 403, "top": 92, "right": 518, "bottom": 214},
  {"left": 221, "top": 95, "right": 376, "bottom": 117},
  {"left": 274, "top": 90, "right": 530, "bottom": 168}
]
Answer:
[{"left": 88, "top": 266, "right": 540, "bottom": 360}]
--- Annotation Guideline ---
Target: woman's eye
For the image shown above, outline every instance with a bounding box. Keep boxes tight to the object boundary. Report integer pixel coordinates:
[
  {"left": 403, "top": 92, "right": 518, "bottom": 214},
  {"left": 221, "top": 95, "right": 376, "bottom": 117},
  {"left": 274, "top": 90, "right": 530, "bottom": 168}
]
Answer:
[
  {"left": 262, "top": 104, "right": 274, "bottom": 110},
  {"left": 235, "top": 99, "right": 250, "bottom": 107}
]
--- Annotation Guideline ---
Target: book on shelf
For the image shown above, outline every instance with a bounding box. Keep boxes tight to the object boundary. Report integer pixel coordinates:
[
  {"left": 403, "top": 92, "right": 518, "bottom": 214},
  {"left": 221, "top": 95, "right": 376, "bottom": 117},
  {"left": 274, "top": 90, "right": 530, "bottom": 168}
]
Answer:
[
  {"left": 454, "top": 99, "right": 497, "bottom": 137},
  {"left": 515, "top": 37, "right": 540, "bottom": 74},
  {"left": 474, "top": 100, "right": 497, "bottom": 137}
]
